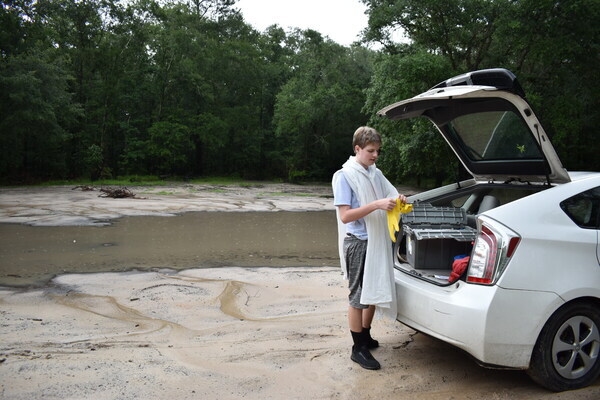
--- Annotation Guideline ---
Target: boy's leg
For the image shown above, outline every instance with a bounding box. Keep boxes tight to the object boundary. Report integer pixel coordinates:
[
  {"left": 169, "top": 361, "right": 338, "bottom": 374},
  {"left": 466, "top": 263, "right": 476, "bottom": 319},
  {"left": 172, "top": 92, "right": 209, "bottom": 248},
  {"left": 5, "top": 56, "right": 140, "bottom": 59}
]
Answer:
[
  {"left": 349, "top": 305, "right": 380, "bottom": 370},
  {"left": 348, "top": 305, "right": 363, "bottom": 332},
  {"left": 345, "top": 236, "right": 380, "bottom": 370},
  {"left": 362, "top": 304, "right": 375, "bottom": 328},
  {"left": 362, "top": 305, "right": 379, "bottom": 349},
  {"left": 350, "top": 305, "right": 378, "bottom": 351}
]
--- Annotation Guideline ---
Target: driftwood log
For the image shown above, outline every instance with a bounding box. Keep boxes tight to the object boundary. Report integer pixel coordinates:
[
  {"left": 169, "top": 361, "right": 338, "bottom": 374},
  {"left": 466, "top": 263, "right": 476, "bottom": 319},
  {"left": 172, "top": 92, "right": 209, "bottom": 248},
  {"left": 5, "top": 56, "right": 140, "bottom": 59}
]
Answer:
[{"left": 98, "top": 187, "right": 137, "bottom": 198}]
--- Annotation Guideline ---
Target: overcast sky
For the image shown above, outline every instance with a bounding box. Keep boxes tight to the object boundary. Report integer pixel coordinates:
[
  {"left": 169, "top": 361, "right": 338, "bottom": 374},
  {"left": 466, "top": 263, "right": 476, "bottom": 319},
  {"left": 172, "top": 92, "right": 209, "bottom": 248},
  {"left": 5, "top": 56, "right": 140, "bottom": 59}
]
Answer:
[{"left": 235, "top": 0, "right": 370, "bottom": 46}]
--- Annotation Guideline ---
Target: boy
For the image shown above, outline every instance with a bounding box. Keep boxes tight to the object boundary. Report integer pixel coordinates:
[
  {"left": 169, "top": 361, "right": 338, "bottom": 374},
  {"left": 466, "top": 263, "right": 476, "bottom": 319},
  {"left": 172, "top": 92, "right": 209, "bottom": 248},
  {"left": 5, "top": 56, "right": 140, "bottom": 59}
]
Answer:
[{"left": 332, "top": 126, "right": 407, "bottom": 370}]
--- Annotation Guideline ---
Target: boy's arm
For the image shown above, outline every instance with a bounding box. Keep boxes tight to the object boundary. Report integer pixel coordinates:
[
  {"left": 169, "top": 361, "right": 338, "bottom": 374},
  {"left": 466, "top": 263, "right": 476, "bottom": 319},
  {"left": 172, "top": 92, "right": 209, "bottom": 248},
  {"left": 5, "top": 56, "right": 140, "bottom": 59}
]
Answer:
[
  {"left": 338, "top": 198, "right": 397, "bottom": 224},
  {"left": 338, "top": 193, "right": 409, "bottom": 224}
]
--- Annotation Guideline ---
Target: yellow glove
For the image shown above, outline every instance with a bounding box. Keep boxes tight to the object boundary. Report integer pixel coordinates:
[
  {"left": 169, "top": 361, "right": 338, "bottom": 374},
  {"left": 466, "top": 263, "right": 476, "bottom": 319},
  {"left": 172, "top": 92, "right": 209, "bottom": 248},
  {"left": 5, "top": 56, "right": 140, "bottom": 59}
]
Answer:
[{"left": 387, "top": 199, "right": 413, "bottom": 242}]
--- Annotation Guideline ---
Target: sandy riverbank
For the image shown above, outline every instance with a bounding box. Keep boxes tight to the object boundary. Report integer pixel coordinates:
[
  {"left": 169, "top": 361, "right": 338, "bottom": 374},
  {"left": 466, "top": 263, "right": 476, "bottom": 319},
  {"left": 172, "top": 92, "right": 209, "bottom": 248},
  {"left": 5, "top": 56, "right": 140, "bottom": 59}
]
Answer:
[{"left": 0, "top": 183, "right": 598, "bottom": 399}]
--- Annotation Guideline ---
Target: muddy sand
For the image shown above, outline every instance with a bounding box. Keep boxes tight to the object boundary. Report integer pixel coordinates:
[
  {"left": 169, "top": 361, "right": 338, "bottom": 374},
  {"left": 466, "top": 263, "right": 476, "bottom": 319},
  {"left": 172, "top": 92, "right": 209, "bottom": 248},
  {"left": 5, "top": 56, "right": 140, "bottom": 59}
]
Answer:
[{"left": 0, "top": 183, "right": 598, "bottom": 399}]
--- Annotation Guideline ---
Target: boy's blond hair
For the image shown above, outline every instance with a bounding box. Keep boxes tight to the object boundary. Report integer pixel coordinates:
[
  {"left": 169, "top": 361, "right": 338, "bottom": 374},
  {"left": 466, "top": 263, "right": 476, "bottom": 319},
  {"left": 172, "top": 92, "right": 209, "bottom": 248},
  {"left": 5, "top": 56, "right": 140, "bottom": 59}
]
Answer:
[{"left": 352, "top": 126, "right": 381, "bottom": 153}]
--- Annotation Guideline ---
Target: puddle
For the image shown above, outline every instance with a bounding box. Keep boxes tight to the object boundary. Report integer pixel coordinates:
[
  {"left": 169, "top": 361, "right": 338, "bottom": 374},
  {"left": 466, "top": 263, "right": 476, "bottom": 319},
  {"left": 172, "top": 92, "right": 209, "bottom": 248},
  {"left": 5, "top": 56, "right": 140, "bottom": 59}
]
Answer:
[{"left": 0, "top": 211, "right": 339, "bottom": 287}]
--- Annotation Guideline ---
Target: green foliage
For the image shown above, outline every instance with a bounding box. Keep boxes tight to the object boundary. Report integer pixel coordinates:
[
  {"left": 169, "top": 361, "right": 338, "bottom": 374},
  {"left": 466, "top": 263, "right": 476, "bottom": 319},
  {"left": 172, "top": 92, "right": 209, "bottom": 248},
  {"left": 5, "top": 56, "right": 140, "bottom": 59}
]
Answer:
[
  {"left": 273, "top": 31, "right": 375, "bottom": 180},
  {"left": 363, "top": 49, "right": 458, "bottom": 184},
  {"left": 0, "top": 47, "right": 80, "bottom": 182},
  {"left": 362, "top": 0, "right": 600, "bottom": 176},
  {"left": 503, "top": 0, "right": 600, "bottom": 172},
  {"left": 1, "top": 0, "right": 597, "bottom": 186},
  {"left": 146, "top": 120, "right": 193, "bottom": 175},
  {"left": 363, "top": 0, "right": 508, "bottom": 69},
  {"left": 83, "top": 144, "right": 107, "bottom": 180}
]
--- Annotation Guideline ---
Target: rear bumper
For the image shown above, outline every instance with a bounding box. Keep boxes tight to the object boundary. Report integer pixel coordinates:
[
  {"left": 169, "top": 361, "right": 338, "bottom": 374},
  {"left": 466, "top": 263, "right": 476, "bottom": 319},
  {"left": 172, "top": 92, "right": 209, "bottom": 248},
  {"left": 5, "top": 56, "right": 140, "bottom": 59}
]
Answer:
[{"left": 394, "top": 269, "right": 562, "bottom": 368}]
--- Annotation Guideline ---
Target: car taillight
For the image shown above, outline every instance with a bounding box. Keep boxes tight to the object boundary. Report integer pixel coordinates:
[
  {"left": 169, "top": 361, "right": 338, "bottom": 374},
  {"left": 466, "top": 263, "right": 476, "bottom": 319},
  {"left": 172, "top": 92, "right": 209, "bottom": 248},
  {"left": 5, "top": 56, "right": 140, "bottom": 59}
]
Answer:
[
  {"left": 467, "top": 226, "right": 497, "bottom": 284},
  {"left": 466, "top": 219, "right": 520, "bottom": 285}
]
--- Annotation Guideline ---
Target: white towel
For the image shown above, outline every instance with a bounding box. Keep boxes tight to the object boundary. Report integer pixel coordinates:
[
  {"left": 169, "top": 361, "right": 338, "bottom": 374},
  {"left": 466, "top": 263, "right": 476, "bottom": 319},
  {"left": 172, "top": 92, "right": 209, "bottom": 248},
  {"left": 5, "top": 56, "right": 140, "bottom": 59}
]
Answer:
[{"left": 332, "top": 156, "right": 398, "bottom": 319}]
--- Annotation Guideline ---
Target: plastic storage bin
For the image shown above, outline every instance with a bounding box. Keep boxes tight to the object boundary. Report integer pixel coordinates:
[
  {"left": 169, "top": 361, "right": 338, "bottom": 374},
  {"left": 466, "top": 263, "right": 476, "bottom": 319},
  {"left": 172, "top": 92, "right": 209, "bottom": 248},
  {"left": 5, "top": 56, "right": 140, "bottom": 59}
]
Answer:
[{"left": 401, "top": 204, "right": 476, "bottom": 269}]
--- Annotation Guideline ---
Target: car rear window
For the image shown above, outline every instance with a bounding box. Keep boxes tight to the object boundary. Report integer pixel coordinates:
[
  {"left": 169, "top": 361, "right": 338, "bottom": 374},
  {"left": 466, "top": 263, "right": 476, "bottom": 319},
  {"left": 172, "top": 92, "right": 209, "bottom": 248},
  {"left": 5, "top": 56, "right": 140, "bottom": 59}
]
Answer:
[
  {"left": 560, "top": 186, "right": 600, "bottom": 229},
  {"left": 447, "top": 111, "right": 544, "bottom": 161}
]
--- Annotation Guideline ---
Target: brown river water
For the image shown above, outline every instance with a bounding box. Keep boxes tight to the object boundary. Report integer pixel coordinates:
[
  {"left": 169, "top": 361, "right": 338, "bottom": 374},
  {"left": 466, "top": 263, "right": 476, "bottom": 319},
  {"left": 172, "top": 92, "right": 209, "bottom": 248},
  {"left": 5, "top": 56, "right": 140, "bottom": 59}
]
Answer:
[{"left": 0, "top": 211, "right": 339, "bottom": 287}]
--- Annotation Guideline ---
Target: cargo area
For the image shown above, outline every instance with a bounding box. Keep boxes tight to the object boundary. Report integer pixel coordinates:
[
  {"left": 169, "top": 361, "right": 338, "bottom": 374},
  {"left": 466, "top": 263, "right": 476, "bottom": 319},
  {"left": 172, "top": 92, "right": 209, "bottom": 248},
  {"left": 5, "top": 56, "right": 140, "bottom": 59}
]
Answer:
[
  {"left": 395, "top": 204, "right": 476, "bottom": 285},
  {"left": 394, "top": 183, "right": 550, "bottom": 285}
]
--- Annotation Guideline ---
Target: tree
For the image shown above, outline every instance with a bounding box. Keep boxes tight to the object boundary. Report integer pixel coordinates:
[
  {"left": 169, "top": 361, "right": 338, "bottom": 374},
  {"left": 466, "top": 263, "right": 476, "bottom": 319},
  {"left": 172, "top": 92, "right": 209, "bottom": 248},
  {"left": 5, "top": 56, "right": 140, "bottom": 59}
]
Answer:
[
  {"left": 363, "top": 48, "right": 458, "bottom": 186},
  {"left": 0, "top": 1, "right": 81, "bottom": 182},
  {"left": 145, "top": 120, "right": 193, "bottom": 174},
  {"left": 0, "top": 49, "right": 80, "bottom": 181},
  {"left": 136, "top": 2, "right": 267, "bottom": 177},
  {"left": 362, "top": 0, "right": 507, "bottom": 70},
  {"left": 498, "top": 0, "right": 600, "bottom": 172},
  {"left": 361, "top": 0, "right": 600, "bottom": 179},
  {"left": 273, "top": 30, "right": 375, "bottom": 181}
]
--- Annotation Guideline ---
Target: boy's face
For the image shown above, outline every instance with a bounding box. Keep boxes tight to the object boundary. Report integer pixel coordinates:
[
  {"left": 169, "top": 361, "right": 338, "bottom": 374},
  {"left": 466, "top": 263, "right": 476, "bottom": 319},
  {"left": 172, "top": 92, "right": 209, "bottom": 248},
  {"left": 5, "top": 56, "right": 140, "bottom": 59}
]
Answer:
[{"left": 354, "top": 142, "right": 381, "bottom": 168}]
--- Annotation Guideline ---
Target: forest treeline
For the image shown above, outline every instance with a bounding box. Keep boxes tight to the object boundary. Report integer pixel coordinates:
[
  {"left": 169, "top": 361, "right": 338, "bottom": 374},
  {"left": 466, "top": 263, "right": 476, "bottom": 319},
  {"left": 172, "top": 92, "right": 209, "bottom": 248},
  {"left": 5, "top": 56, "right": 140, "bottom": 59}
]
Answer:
[{"left": 1, "top": 0, "right": 598, "bottom": 186}]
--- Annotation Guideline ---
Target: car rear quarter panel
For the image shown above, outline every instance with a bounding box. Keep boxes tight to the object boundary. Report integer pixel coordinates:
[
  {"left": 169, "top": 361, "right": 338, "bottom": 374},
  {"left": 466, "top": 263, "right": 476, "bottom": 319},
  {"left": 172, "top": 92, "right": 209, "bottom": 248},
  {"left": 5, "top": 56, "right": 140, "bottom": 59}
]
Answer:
[
  {"left": 480, "top": 176, "right": 600, "bottom": 356},
  {"left": 484, "top": 176, "right": 600, "bottom": 299}
]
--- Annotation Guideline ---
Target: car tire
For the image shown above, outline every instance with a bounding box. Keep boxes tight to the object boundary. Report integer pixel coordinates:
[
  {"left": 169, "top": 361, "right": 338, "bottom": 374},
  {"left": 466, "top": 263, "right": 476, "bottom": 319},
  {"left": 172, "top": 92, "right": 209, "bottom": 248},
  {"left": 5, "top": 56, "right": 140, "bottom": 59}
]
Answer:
[{"left": 528, "top": 302, "right": 600, "bottom": 392}]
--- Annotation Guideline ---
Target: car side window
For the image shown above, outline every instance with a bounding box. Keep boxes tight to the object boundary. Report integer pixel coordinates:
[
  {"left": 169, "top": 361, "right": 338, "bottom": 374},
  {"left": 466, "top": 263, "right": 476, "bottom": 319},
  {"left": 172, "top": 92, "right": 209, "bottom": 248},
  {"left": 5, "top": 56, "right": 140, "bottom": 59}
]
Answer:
[{"left": 560, "top": 186, "right": 600, "bottom": 229}]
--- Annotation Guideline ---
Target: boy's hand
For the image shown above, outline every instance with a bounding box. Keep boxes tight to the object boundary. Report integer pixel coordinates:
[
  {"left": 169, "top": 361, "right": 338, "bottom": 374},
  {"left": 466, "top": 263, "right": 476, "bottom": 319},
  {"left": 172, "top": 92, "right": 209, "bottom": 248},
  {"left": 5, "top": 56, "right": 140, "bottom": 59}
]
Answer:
[
  {"left": 397, "top": 194, "right": 408, "bottom": 204},
  {"left": 376, "top": 198, "right": 398, "bottom": 211}
]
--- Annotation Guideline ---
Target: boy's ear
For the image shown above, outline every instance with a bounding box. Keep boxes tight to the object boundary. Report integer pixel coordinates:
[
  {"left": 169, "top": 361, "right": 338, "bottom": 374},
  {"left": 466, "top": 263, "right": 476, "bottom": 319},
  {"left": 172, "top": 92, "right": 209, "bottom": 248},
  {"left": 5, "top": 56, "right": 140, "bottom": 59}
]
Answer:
[{"left": 354, "top": 145, "right": 361, "bottom": 154}]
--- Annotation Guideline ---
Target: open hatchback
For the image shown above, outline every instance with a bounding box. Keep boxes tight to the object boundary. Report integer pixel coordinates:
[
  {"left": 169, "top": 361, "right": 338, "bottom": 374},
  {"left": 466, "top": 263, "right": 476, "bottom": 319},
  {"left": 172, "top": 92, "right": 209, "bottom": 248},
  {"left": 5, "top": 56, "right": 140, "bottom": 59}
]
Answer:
[
  {"left": 379, "top": 68, "right": 570, "bottom": 186},
  {"left": 379, "top": 68, "right": 570, "bottom": 286},
  {"left": 377, "top": 68, "right": 600, "bottom": 392}
]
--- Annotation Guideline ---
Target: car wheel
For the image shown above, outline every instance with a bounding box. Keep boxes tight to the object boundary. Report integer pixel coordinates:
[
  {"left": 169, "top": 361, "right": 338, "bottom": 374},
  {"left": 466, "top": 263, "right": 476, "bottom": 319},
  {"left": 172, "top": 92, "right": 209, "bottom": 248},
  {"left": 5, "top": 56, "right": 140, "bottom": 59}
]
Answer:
[{"left": 528, "top": 302, "right": 600, "bottom": 391}]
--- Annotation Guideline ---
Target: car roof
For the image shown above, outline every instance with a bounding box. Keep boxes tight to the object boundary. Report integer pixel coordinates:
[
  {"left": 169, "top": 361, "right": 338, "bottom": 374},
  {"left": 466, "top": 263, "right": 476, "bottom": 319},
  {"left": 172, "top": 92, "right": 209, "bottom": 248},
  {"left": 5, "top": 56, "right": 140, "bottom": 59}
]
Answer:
[
  {"left": 568, "top": 171, "right": 600, "bottom": 181},
  {"left": 378, "top": 69, "right": 571, "bottom": 184}
]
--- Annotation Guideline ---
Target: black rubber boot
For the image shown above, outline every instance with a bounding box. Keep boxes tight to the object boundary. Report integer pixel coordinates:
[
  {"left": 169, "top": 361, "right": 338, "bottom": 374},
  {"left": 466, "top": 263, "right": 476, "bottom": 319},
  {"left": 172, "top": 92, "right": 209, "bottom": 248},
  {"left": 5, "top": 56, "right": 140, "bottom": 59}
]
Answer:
[
  {"left": 350, "top": 330, "right": 381, "bottom": 370},
  {"left": 362, "top": 327, "right": 379, "bottom": 349}
]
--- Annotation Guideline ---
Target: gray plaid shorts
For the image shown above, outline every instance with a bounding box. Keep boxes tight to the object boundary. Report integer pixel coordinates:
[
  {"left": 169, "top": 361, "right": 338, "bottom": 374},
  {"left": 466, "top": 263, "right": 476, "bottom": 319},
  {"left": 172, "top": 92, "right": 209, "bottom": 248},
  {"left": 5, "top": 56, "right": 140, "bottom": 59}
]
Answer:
[{"left": 343, "top": 234, "right": 368, "bottom": 309}]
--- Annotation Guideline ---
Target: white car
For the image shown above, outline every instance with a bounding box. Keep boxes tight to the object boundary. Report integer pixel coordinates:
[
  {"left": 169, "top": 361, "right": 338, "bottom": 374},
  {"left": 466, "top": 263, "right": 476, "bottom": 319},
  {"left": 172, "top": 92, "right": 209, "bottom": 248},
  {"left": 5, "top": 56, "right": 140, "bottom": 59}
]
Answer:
[{"left": 378, "top": 68, "right": 600, "bottom": 391}]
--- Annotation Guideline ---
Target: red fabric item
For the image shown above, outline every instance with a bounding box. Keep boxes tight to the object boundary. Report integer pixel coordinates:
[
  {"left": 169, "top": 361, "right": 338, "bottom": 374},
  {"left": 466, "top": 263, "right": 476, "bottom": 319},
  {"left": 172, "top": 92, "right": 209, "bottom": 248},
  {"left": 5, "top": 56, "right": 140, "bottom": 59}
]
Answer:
[{"left": 449, "top": 256, "right": 470, "bottom": 283}]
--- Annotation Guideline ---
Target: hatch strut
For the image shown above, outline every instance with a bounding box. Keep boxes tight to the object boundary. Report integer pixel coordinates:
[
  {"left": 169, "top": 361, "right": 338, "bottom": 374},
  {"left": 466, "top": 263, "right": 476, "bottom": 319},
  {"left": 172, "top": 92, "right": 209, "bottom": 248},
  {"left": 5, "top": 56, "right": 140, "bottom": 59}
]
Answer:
[{"left": 534, "top": 124, "right": 552, "bottom": 186}]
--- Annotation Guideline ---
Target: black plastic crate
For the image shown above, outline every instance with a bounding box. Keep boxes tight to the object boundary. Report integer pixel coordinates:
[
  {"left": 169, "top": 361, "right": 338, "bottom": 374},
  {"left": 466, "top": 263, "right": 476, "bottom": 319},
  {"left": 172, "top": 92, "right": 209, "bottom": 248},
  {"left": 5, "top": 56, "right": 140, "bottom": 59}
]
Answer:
[
  {"left": 404, "top": 226, "right": 474, "bottom": 270},
  {"left": 401, "top": 204, "right": 476, "bottom": 270}
]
